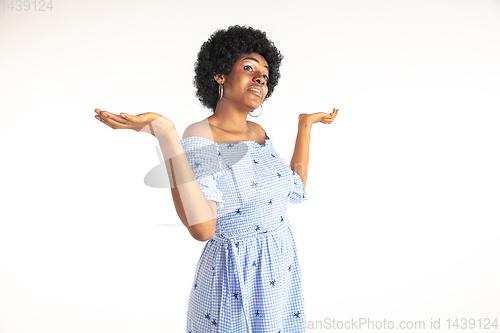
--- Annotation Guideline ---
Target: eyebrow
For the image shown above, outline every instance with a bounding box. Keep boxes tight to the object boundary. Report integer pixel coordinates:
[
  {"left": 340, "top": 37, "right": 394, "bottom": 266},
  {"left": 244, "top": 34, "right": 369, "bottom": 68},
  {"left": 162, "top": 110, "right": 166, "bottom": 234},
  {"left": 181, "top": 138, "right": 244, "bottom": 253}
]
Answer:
[{"left": 241, "top": 57, "right": 269, "bottom": 70}]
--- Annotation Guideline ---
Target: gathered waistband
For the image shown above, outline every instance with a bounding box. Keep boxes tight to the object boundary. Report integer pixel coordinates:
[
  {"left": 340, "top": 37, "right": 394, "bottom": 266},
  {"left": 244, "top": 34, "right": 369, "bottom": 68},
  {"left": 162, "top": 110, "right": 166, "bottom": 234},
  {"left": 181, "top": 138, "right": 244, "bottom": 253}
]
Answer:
[{"left": 212, "top": 220, "right": 291, "bottom": 243}]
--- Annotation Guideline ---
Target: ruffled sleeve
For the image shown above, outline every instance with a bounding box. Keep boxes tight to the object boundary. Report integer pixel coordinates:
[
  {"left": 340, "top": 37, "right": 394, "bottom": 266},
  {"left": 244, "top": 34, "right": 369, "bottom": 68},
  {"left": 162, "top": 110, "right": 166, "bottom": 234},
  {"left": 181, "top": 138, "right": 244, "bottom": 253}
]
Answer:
[
  {"left": 288, "top": 170, "right": 307, "bottom": 204},
  {"left": 180, "top": 137, "right": 225, "bottom": 209}
]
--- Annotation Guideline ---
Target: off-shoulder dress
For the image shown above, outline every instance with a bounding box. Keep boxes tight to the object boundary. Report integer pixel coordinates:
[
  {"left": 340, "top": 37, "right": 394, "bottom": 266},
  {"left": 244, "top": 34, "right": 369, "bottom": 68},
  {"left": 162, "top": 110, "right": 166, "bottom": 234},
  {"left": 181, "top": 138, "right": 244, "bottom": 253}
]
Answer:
[{"left": 180, "top": 133, "right": 308, "bottom": 333}]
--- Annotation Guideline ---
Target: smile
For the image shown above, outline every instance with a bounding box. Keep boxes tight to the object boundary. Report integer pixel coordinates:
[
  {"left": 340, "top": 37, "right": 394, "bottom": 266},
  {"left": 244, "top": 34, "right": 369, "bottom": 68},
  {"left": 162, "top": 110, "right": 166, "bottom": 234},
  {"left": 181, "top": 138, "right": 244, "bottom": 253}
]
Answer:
[{"left": 247, "top": 86, "right": 262, "bottom": 97}]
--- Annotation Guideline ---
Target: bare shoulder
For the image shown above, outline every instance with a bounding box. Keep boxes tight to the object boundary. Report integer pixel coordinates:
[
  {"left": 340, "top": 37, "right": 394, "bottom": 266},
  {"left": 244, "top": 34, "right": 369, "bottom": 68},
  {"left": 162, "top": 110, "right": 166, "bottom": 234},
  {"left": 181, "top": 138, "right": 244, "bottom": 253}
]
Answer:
[
  {"left": 182, "top": 119, "right": 215, "bottom": 141},
  {"left": 247, "top": 121, "right": 267, "bottom": 139}
]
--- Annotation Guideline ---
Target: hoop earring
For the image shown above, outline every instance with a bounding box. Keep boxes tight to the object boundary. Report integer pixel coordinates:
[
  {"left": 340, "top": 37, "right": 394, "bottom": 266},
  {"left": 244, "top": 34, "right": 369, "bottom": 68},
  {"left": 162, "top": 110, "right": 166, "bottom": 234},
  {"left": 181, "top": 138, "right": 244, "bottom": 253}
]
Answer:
[
  {"left": 218, "top": 83, "right": 224, "bottom": 100},
  {"left": 249, "top": 104, "right": 263, "bottom": 117}
]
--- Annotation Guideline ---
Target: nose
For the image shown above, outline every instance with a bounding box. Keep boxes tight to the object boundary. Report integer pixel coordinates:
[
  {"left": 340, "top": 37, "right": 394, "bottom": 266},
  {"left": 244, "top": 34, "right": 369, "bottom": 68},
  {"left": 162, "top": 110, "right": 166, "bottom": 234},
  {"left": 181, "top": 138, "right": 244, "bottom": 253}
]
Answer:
[{"left": 253, "top": 73, "right": 266, "bottom": 85}]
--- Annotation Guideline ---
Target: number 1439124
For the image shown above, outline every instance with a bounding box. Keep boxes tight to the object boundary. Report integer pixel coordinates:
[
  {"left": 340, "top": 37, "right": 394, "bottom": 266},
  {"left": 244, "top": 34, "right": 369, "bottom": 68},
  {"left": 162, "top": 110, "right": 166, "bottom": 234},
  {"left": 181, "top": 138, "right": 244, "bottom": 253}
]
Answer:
[{"left": 1, "top": 0, "right": 53, "bottom": 11}]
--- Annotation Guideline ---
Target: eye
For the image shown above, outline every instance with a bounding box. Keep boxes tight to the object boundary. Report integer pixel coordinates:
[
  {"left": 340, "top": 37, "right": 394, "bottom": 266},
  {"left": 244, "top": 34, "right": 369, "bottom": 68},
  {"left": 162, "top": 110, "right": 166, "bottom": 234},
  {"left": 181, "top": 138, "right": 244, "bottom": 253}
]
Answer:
[{"left": 244, "top": 63, "right": 269, "bottom": 81}]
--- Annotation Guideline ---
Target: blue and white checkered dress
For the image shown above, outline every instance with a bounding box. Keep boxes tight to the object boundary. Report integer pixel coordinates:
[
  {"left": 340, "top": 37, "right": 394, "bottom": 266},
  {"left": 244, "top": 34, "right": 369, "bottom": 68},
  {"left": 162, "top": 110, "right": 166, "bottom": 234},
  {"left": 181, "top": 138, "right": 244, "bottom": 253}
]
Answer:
[{"left": 180, "top": 134, "right": 308, "bottom": 333}]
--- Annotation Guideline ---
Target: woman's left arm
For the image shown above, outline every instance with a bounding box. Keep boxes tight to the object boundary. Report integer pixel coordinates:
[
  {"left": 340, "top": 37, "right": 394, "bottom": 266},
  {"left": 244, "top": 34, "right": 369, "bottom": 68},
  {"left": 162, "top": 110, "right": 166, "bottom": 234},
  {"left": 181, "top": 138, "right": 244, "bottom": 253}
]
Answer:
[{"left": 289, "top": 109, "right": 339, "bottom": 188}]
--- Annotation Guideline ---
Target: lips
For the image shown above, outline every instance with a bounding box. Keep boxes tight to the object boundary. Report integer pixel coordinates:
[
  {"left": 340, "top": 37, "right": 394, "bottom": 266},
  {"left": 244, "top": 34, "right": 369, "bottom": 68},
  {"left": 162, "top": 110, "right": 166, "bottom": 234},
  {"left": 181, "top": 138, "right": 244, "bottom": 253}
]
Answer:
[{"left": 247, "top": 85, "right": 263, "bottom": 97}]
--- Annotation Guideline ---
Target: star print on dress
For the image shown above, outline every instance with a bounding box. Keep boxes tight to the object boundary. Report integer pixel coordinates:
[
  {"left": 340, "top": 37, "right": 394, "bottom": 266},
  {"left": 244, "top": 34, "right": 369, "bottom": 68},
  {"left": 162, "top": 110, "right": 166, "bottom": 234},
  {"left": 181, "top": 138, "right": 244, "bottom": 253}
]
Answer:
[
  {"left": 180, "top": 136, "right": 308, "bottom": 332},
  {"left": 235, "top": 242, "right": 239, "bottom": 248},
  {"left": 193, "top": 283, "right": 197, "bottom": 289},
  {"left": 294, "top": 311, "right": 300, "bottom": 318}
]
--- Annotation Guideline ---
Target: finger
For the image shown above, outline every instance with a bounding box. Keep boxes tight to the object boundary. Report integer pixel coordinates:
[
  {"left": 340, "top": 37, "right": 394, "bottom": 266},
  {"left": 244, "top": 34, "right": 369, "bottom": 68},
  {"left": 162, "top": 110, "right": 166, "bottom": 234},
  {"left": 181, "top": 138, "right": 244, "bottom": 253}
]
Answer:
[
  {"left": 95, "top": 114, "right": 115, "bottom": 129},
  {"left": 120, "top": 113, "right": 141, "bottom": 123},
  {"left": 96, "top": 114, "right": 127, "bottom": 129},
  {"left": 100, "top": 111, "right": 131, "bottom": 125},
  {"left": 119, "top": 112, "right": 133, "bottom": 121},
  {"left": 95, "top": 108, "right": 110, "bottom": 117}
]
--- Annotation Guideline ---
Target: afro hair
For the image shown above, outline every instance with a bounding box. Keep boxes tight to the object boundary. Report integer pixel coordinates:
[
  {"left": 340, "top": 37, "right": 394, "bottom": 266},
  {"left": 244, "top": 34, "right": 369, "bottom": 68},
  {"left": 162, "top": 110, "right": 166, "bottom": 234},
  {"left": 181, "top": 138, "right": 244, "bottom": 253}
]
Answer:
[{"left": 193, "top": 25, "right": 284, "bottom": 112}]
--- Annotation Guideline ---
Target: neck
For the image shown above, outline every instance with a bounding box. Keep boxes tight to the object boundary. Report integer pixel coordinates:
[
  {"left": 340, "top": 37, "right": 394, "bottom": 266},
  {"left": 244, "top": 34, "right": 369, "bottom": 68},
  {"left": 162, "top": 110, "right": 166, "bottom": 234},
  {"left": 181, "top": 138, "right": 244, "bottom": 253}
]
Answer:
[{"left": 208, "top": 99, "right": 254, "bottom": 133}]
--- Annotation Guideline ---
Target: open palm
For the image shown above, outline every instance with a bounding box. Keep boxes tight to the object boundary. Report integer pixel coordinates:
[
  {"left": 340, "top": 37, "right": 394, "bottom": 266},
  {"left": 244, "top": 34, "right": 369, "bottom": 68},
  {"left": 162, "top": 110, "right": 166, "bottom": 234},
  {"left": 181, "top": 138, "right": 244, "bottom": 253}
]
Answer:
[
  {"left": 299, "top": 108, "right": 339, "bottom": 125},
  {"left": 94, "top": 108, "right": 172, "bottom": 136}
]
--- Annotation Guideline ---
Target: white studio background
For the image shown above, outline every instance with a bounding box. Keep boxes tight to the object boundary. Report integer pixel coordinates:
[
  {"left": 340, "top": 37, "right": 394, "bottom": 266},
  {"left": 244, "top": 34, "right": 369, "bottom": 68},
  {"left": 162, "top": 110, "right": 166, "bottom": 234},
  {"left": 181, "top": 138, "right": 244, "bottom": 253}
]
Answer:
[{"left": 1, "top": 0, "right": 499, "bottom": 332}]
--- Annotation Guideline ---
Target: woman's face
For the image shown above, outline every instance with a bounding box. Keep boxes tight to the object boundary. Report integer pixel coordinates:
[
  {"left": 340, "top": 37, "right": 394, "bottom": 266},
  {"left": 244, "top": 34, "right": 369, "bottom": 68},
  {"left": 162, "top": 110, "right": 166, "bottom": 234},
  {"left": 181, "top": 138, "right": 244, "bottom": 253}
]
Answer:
[{"left": 216, "top": 52, "right": 270, "bottom": 111}]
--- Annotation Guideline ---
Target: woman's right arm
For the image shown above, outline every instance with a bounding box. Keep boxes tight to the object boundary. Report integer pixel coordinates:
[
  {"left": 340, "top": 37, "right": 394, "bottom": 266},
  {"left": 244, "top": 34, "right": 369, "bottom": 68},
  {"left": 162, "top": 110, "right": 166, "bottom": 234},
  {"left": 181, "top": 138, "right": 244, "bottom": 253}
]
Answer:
[
  {"left": 156, "top": 122, "right": 218, "bottom": 242},
  {"left": 94, "top": 109, "right": 217, "bottom": 242}
]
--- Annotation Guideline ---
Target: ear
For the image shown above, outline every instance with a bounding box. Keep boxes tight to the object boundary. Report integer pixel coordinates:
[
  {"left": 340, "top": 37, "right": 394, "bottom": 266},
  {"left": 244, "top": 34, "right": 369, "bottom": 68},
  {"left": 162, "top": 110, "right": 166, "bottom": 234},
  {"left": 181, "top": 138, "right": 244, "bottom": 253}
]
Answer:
[{"left": 213, "top": 73, "right": 224, "bottom": 84}]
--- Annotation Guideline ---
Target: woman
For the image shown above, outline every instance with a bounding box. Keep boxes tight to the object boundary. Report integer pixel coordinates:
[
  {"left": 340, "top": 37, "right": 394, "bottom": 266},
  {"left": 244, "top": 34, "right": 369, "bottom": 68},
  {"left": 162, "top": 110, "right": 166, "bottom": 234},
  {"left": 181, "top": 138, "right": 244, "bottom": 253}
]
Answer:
[{"left": 94, "top": 25, "right": 338, "bottom": 333}]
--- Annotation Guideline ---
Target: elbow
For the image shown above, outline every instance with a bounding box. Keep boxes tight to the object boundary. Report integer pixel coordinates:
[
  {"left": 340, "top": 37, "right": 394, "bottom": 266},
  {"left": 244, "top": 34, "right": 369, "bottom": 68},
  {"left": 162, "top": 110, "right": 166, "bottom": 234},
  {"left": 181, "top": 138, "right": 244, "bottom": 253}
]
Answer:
[
  {"left": 193, "top": 232, "right": 214, "bottom": 242},
  {"left": 192, "top": 229, "right": 215, "bottom": 242},
  {"left": 188, "top": 219, "right": 216, "bottom": 242}
]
